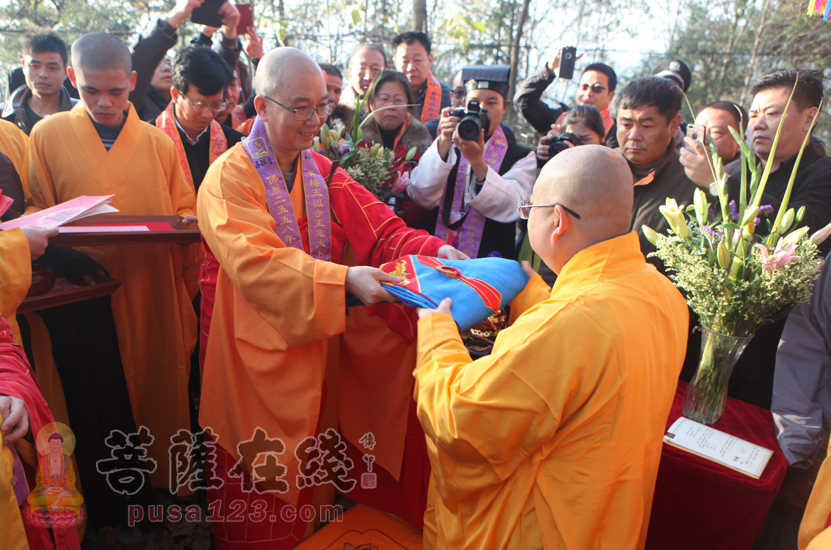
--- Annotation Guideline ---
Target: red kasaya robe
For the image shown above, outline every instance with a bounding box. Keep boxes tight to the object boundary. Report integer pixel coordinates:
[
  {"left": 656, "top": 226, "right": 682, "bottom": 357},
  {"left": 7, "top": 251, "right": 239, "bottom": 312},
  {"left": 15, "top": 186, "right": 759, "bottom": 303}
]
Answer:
[
  {"left": 197, "top": 144, "right": 444, "bottom": 549},
  {"left": 0, "top": 315, "right": 81, "bottom": 550}
]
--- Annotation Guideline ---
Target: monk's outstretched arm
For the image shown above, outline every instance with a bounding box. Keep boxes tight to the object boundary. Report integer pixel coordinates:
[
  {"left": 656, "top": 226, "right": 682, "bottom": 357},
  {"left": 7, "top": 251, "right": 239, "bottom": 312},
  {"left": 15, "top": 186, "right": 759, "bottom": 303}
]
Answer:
[
  {"left": 329, "top": 169, "right": 446, "bottom": 267},
  {"left": 198, "top": 163, "right": 348, "bottom": 350}
]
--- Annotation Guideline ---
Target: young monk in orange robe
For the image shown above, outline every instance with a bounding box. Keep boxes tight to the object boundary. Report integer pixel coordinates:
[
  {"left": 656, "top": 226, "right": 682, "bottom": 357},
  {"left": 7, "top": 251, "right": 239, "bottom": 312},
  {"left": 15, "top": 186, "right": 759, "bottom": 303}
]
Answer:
[
  {"left": 25, "top": 33, "right": 197, "bottom": 488},
  {"left": 0, "top": 119, "right": 27, "bottom": 182},
  {"left": 415, "top": 146, "right": 689, "bottom": 549},
  {"left": 197, "top": 47, "right": 463, "bottom": 549}
]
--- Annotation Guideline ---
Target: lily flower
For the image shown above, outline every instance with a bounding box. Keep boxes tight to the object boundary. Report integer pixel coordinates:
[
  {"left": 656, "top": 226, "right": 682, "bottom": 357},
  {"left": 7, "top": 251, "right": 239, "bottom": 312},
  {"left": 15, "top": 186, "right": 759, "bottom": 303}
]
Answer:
[
  {"left": 392, "top": 171, "right": 411, "bottom": 195},
  {"left": 658, "top": 198, "right": 690, "bottom": 238},
  {"left": 755, "top": 239, "right": 801, "bottom": 274},
  {"left": 642, "top": 225, "right": 660, "bottom": 246},
  {"left": 811, "top": 222, "right": 831, "bottom": 247}
]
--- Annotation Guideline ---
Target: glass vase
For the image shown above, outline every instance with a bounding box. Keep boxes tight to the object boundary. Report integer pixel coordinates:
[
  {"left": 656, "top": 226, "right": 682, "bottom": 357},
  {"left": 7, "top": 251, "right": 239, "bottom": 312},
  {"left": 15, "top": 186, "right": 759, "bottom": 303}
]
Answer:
[{"left": 682, "top": 325, "right": 754, "bottom": 425}]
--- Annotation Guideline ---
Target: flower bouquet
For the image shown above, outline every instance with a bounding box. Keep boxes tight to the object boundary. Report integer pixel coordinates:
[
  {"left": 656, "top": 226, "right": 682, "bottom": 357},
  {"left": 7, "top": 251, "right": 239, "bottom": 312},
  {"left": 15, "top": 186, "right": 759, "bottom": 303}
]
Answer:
[
  {"left": 644, "top": 85, "right": 828, "bottom": 424},
  {"left": 313, "top": 80, "right": 417, "bottom": 202}
]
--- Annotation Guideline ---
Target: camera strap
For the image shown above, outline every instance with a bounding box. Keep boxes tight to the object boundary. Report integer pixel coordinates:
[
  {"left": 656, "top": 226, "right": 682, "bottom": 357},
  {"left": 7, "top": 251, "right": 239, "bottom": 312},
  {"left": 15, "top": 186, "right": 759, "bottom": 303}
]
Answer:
[
  {"left": 435, "top": 126, "right": 509, "bottom": 258},
  {"left": 441, "top": 154, "right": 470, "bottom": 230}
]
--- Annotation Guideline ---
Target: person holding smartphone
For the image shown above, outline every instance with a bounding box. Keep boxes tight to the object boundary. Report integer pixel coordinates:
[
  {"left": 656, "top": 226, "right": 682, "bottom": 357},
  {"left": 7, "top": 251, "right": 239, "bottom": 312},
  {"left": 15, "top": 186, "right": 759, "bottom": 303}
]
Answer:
[{"left": 514, "top": 49, "right": 620, "bottom": 148}]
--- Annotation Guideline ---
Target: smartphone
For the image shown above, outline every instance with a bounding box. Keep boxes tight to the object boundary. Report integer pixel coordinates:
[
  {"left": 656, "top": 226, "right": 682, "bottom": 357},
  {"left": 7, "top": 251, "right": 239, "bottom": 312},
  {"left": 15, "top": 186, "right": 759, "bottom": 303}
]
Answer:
[
  {"left": 191, "top": 0, "right": 225, "bottom": 28},
  {"left": 559, "top": 46, "right": 577, "bottom": 80},
  {"left": 236, "top": 3, "right": 253, "bottom": 35},
  {"left": 684, "top": 124, "right": 706, "bottom": 153}
]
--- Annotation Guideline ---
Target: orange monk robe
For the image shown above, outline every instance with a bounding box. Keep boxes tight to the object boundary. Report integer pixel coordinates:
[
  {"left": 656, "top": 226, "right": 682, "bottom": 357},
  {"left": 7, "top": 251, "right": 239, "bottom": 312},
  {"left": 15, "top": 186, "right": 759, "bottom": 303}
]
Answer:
[
  {"left": 0, "top": 229, "right": 31, "bottom": 342},
  {"left": 25, "top": 102, "right": 197, "bottom": 487},
  {"left": 0, "top": 119, "right": 28, "bottom": 185},
  {"left": 197, "top": 144, "right": 445, "bottom": 508},
  {"left": 415, "top": 232, "right": 689, "bottom": 549},
  {"left": 799, "top": 436, "right": 831, "bottom": 550}
]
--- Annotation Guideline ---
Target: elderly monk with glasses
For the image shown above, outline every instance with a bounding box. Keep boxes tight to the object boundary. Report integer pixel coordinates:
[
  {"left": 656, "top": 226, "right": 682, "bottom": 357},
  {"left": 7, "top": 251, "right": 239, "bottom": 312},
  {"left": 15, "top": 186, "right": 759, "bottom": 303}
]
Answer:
[{"left": 196, "top": 46, "right": 465, "bottom": 550}]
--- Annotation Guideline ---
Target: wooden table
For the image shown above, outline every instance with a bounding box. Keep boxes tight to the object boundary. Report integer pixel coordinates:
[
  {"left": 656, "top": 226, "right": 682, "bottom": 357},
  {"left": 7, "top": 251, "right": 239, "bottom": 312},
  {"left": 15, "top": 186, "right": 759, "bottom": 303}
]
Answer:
[
  {"left": 19, "top": 273, "right": 121, "bottom": 313},
  {"left": 50, "top": 215, "right": 200, "bottom": 246}
]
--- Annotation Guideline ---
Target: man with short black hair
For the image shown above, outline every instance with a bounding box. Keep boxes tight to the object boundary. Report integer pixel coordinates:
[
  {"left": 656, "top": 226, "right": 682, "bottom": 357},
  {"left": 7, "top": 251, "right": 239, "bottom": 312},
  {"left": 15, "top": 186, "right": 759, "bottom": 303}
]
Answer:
[
  {"left": 711, "top": 69, "right": 831, "bottom": 408},
  {"left": 338, "top": 44, "right": 387, "bottom": 125},
  {"left": 618, "top": 76, "right": 698, "bottom": 263},
  {"left": 680, "top": 100, "right": 747, "bottom": 184},
  {"left": 1, "top": 33, "right": 77, "bottom": 134},
  {"left": 130, "top": 0, "right": 244, "bottom": 123},
  {"left": 155, "top": 46, "right": 243, "bottom": 193},
  {"left": 392, "top": 31, "right": 451, "bottom": 123},
  {"left": 515, "top": 53, "right": 619, "bottom": 148}
]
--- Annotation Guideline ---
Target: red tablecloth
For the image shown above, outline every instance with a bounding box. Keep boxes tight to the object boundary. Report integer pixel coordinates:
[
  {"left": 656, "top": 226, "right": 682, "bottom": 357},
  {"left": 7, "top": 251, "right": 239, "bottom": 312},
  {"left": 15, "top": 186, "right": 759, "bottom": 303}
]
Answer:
[{"left": 645, "top": 380, "right": 788, "bottom": 550}]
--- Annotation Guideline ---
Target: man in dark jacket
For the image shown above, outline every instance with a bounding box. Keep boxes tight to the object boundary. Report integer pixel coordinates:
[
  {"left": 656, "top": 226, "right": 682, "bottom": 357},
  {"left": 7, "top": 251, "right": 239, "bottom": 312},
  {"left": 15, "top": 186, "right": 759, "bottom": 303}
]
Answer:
[
  {"left": 1, "top": 33, "right": 77, "bottom": 135},
  {"left": 130, "top": 0, "right": 242, "bottom": 122},
  {"left": 151, "top": 46, "right": 244, "bottom": 192},
  {"left": 619, "top": 76, "right": 698, "bottom": 265},
  {"left": 514, "top": 50, "right": 619, "bottom": 148},
  {"left": 704, "top": 69, "right": 831, "bottom": 408}
]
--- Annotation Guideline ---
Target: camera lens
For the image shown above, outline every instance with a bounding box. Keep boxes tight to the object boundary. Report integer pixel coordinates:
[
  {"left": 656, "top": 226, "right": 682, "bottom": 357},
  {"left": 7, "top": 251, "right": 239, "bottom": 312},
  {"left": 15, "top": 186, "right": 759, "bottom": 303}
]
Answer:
[{"left": 458, "top": 116, "right": 482, "bottom": 141}]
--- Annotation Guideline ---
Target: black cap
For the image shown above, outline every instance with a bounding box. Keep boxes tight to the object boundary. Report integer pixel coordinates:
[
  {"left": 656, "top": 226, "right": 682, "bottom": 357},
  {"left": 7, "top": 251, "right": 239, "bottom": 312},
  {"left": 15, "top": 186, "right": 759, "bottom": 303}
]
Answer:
[
  {"left": 462, "top": 65, "right": 511, "bottom": 99},
  {"left": 651, "top": 59, "right": 692, "bottom": 92}
]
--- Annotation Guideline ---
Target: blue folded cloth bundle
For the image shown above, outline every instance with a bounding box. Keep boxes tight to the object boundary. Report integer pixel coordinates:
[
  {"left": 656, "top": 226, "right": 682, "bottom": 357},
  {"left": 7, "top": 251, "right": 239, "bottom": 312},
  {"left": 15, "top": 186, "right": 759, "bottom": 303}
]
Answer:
[{"left": 380, "top": 255, "right": 529, "bottom": 332}]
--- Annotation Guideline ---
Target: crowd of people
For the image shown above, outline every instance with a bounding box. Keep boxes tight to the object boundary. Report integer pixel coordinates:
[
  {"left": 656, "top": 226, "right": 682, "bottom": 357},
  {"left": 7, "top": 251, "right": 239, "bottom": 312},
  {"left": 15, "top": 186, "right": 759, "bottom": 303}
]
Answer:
[{"left": 0, "top": 0, "right": 830, "bottom": 548}]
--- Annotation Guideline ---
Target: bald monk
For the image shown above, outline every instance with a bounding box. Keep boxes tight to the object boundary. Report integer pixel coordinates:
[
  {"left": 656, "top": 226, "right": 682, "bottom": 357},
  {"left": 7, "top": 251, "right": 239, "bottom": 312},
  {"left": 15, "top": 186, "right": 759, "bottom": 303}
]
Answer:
[
  {"left": 414, "top": 145, "right": 689, "bottom": 549},
  {"left": 197, "top": 46, "right": 461, "bottom": 549},
  {"left": 0, "top": 119, "right": 27, "bottom": 183},
  {"left": 26, "top": 33, "right": 197, "bottom": 489}
]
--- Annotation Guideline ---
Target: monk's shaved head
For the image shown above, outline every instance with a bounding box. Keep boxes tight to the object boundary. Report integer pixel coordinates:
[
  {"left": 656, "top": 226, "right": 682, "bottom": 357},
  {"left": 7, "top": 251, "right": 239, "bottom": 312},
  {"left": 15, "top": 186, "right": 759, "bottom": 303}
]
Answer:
[
  {"left": 530, "top": 145, "right": 633, "bottom": 271},
  {"left": 254, "top": 47, "right": 324, "bottom": 98},
  {"left": 71, "top": 33, "right": 132, "bottom": 75},
  {"left": 535, "top": 145, "right": 633, "bottom": 237}
]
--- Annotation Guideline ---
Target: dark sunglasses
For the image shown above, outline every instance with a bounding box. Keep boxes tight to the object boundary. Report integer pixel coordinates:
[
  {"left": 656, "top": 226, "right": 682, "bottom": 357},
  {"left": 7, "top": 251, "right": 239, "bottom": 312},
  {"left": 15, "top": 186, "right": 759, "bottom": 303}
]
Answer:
[{"left": 579, "top": 83, "right": 607, "bottom": 94}]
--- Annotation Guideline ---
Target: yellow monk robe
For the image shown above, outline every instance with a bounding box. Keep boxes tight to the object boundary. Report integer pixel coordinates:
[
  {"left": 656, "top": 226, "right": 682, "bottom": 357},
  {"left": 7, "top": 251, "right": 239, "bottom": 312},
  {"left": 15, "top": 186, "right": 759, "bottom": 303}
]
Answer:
[
  {"left": 415, "top": 232, "right": 689, "bottom": 549},
  {"left": 0, "top": 229, "right": 31, "bottom": 343},
  {"left": 25, "top": 102, "right": 197, "bottom": 487},
  {"left": 799, "top": 436, "right": 831, "bottom": 550},
  {"left": 0, "top": 118, "right": 28, "bottom": 182},
  {"left": 197, "top": 144, "right": 444, "bottom": 539}
]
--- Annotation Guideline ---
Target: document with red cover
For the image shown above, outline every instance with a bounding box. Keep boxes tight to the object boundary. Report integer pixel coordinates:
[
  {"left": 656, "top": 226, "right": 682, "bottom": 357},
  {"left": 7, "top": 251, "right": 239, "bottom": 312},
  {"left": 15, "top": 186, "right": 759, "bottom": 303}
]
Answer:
[{"left": 0, "top": 195, "right": 118, "bottom": 230}]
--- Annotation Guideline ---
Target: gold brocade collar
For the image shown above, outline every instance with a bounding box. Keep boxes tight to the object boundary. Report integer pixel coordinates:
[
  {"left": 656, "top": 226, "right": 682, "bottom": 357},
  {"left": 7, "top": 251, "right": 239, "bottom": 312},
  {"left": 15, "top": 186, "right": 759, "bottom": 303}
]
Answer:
[{"left": 551, "top": 232, "right": 646, "bottom": 296}]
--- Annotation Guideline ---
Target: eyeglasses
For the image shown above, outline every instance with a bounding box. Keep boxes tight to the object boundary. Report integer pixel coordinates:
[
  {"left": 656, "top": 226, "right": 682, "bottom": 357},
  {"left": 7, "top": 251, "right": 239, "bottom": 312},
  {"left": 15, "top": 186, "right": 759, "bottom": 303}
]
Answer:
[
  {"left": 450, "top": 88, "right": 466, "bottom": 99},
  {"left": 518, "top": 199, "right": 582, "bottom": 220},
  {"left": 264, "top": 96, "right": 333, "bottom": 121},
  {"left": 181, "top": 93, "right": 228, "bottom": 112},
  {"left": 578, "top": 83, "right": 607, "bottom": 94}
]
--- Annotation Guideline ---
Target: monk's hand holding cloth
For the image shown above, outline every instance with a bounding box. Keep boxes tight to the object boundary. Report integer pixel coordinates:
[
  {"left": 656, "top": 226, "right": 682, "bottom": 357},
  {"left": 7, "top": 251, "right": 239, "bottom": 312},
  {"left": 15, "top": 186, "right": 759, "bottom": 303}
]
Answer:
[
  {"left": 346, "top": 266, "right": 403, "bottom": 306},
  {"left": 0, "top": 394, "right": 29, "bottom": 445},
  {"left": 437, "top": 245, "right": 469, "bottom": 260},
  {"left": 417, "top": 297, "right": 453, "bottom": 320}
]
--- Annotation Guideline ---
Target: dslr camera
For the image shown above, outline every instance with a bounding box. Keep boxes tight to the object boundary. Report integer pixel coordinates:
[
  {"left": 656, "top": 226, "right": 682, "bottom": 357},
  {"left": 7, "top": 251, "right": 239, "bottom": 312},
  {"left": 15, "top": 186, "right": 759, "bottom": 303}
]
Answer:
[
  {"left": 449, "top": 99, "right": 491, "bottom": 141},
  {"left": 542, "top": 132, "right": 583, "bottom": 157}
]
